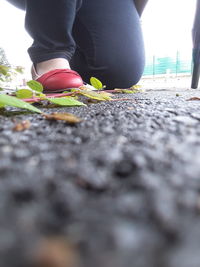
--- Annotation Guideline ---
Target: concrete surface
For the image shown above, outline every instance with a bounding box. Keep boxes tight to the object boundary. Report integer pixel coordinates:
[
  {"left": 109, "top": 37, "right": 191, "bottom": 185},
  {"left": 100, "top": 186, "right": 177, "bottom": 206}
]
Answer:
[{"left": 1, "top": 89, "right": 200, "bottom": 267}]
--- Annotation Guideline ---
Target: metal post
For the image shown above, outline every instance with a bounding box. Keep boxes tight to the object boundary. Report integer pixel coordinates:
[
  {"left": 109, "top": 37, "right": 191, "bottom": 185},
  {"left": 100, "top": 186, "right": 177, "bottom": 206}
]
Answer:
[{"left": 191, "top": 0, "right": 200, "bottom": 89}]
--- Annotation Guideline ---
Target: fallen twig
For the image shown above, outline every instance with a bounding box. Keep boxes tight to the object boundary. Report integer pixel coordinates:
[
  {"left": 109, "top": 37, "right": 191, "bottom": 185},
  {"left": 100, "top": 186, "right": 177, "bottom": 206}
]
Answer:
[{"left": 22, "top": 92, "right": 74, "bottom": 103}]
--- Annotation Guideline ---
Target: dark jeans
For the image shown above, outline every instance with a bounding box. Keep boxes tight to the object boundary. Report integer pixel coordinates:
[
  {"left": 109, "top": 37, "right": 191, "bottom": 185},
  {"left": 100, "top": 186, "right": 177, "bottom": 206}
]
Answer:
[{"left": 6, "top": 0, "right": 145, "bottom": 88}]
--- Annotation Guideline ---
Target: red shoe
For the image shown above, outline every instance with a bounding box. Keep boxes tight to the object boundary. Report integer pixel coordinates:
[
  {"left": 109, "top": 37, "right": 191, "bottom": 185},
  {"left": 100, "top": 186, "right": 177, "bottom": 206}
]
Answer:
[{"left": 31, "top": 65, "right": 84, "bottom": 93}]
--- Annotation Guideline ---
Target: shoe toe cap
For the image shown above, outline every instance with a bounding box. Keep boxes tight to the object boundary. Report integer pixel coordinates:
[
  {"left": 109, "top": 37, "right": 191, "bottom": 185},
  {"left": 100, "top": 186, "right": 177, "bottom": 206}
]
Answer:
[{"left": 37, "top": 69, "right": 83, "bottom": 92}]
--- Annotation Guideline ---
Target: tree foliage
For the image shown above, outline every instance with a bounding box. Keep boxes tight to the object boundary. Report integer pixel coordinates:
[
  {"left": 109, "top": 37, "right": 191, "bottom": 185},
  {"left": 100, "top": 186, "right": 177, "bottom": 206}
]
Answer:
[{"left": 0, "top": 47, "right": 10, "bottom": 67}]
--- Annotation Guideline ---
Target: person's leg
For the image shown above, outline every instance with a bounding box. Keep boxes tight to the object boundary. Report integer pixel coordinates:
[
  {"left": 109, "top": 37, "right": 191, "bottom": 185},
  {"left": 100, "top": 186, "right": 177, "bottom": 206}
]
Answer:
[
  {"left": 25, "top": 0, "right": 82, "bottom": 75},
  {"left": 134, "top": 0, "right": 149, "bottom": 17},
  {"left": 70, "top": 0, "right": 145, "bottom": 89},
  {"left": 5, "top": 0, "right": 84, "bottom": 91},
  {"left": 5, "top": 0, "right": 25, "bottom": 10}
]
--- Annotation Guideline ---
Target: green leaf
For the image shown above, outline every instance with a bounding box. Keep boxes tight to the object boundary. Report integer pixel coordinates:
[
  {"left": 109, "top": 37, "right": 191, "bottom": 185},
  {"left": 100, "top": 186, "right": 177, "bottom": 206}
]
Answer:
[
  {"left": 68, "top": 89, "right": 79, "bottom": 93},
  {"left": 16, "top": 89, "right": 33, "bottom": 99},
  {"left": 114, "top": 89, "right": 138, "bottom": 94},
  {"left": 123, "top": 90, "right": 137, "bottom": 94},
  {"left": 38, "top": 93, "right": 46, "bottom": 98},
  {"left": 90, "top": 77, "right": 103, "bottom": 90},
  {"left": 131, "top": 85, "right": 141, "bottom": 90},
  {"left": 0, "top": 103, "right": 5, "bottom": 108},
  {"left": 0, "top": 88, "right": 3, "bottom": 91},
  {"left": 27, "top": 80, "right": 43, "bottom": 93},
  {"left": 0, "top": 65, "right": 9, "bottom": 76},
  {"left": 79, "top": 90, "right": 112, "bottom": 101},
  {"left": 47, "top": 96, "right": 86, "bottom": 106},
  {"left": 0, "top": 94, "right": 42, "bottom": 113}
]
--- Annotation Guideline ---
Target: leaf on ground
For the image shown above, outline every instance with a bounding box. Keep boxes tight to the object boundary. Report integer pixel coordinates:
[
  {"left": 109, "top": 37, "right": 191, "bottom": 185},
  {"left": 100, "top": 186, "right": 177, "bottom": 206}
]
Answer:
[
  {"left": 90, "top": 77, "right": 103, "bottom": 90},
  {"left": 78, "top": 90, "right": 112, "bottom": 101},
  {"left": 63, "top": 90, "right": 76, "bottom": 93},
  {"left": 87, "top": 99, "right": 100, "bottom": 104},
  {"left": 16, "top": 89, "right": 33, "bottom": 99},
  {"left": 32, "top": 237, "right": 78, "bottom": 267},
  {"left": 187, "top": 97, "right": 200, "bottom": 101},
  {"left": 131, "top": 84, "right": 141, "bottom": 89},
  {"left": 123, "top": 90, "right": 137, "bottom": 94},
  {"left": 0, "top": 94, "right": 42, "bottom": 113},
  {"left": 12, "top": 120, "right": 31, "bottom": 131},
  {"left": 38, "top": 93, "right": 46, "bottom": 98},
  {"left": 78, "top": 86, "right": 92, "bottom": 91},
  {"left": 99, "top": 91, "right": 112, "bottom": 98},
  {"left": 79, "top": 84, "right": 96, "bottom": 91},
  {"left": 114, "top": 89, "right": 138, "bottom": 94},
  {"left": 44, "top": 112, "right": 82, "bottom": 123},
  {"left": 27, "top": 80, "right": 43, "bottom": 93},
  {"left": 47, "top": 96, "right": 86, "bottom": 106}
]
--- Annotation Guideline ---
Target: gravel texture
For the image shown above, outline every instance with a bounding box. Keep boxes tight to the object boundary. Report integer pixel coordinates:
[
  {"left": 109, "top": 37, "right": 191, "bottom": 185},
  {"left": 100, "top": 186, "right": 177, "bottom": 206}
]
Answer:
[{"left": 1, "top": 89, "right": 200, "bottom": 267}]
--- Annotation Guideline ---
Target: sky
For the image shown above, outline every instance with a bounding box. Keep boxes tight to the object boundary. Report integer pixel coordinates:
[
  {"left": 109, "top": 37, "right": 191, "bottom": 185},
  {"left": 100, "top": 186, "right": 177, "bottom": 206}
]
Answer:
[
  {"left": 142, "top": 0, "right": 196, "bottom": 58},
  {"left": 0, "top": 0, "right": 196, "bottom": 72}
]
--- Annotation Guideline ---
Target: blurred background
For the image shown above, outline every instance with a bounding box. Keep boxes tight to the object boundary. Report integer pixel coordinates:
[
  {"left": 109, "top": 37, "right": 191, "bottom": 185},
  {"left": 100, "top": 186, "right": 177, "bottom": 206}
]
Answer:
[
  {"left": 142, "top": 0, "right": 196, "bottom": 89},
  {"left": 0, "top": 0, "right": 196, "bottom": 88}
]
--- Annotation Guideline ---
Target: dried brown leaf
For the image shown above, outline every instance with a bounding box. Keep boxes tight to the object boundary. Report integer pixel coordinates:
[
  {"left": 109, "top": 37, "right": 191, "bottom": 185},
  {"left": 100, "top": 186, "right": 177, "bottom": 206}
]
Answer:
[
  {"left": 43, "top": 112, "right": 82, "bottom": 124},
  {"left": 32, "top": 237, "right": 78, "bottom": 267},
  {"left": 187, "top": 97, "right": 200, "bottom": 101},
  {"left": 12, "top": 120, "right": 31, "bottom": 131},
  {"left": 78, "top": 85, "right": 91, "bottom": 91}
]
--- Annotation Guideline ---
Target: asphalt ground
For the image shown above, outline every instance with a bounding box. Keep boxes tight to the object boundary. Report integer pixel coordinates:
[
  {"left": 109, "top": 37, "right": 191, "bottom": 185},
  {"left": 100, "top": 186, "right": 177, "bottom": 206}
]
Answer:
[{"left": 1, "top": 89, "right": 200, "bottom": 267}]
